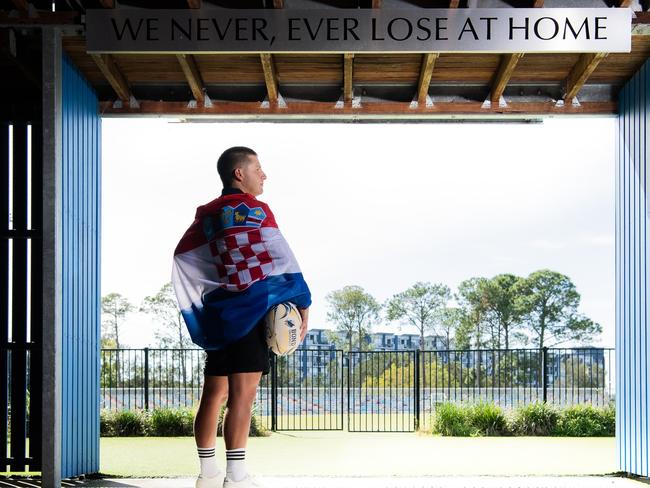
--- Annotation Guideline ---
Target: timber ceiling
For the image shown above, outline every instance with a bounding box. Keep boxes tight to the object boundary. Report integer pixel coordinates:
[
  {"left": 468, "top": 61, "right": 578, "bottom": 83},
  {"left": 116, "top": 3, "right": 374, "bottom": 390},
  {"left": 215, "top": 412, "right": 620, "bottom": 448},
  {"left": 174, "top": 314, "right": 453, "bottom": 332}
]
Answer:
[{"left": 2, "top": 0, "right": 650, "bottom": 119}]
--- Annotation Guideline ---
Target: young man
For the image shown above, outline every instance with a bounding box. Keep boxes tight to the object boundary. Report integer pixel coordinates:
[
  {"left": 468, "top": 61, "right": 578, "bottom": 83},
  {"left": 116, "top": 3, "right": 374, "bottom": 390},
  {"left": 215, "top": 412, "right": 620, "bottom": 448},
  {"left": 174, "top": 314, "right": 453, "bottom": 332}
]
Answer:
[{"left": 172, "top": 147, "right": 311, "bottom": 488}]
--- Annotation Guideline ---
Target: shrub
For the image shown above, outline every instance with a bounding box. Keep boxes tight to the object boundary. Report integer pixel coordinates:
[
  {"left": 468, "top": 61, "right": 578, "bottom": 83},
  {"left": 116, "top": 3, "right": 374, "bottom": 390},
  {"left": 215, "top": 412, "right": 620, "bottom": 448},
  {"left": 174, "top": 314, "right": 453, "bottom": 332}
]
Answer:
[
  {"left": 100, "top": 409, "right": 115, "bottom": 436},
  {"left": 554, "top": 404, "right": 615, "bottom": 437},
  {"left": 100, "top": 404, "right": 267, "bottom": 437},
  {"left": 150, "top": 407, "right": 195, "bottom": 436},
  {"left": 512, "top": 402, "right": 559, "bottom": 436},
  {"left": 102, "top": 409, "right": 148, "bottom": 436},
  {"left": 431, "top": 402, "right": 474, "bottom": 436},
  {"left": 469, "top": 402, "right": 510, "bottom": 436}
]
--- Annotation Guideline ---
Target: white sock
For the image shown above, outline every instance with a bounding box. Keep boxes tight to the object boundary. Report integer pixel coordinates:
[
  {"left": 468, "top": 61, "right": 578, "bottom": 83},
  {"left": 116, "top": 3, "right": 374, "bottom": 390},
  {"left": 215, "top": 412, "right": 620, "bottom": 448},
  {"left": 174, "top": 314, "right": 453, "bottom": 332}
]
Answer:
[
  {"left": 226, "top": 448, "right": 247, "bottom": 482},
  {"left": 198, "top": 447, "right": 220, "bottom": 478}
]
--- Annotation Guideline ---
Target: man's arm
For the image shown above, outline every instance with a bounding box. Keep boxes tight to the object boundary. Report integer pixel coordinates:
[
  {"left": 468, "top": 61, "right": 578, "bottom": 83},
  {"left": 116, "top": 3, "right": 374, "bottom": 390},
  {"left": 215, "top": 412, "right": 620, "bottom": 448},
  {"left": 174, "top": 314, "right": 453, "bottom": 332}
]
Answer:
[{"left": 298, "top": 307, "right": 309, "bottom": 343}]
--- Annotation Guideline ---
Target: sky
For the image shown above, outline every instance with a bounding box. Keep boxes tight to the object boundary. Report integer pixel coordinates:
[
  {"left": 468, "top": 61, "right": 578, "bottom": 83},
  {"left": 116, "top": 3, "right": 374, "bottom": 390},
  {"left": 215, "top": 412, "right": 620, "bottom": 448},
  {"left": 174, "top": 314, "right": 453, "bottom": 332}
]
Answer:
[{"left": 101, "top": 116, "right": 616, "bottom": 348}]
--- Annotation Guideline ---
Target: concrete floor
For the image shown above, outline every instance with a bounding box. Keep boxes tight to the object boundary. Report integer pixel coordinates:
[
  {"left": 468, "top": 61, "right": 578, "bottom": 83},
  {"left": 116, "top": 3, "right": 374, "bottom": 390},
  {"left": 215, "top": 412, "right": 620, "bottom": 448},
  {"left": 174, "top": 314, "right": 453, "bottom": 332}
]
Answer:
[{"left": 2, "top": 476, "right": 650, "bottom": 488}]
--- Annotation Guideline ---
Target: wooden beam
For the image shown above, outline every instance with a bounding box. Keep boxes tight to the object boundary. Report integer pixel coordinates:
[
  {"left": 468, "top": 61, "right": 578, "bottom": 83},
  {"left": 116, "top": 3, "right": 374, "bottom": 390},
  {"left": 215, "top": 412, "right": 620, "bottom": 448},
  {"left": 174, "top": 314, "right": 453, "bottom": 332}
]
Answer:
[
  {"left": 564, "top": 52, "right": 608, "bottom": 102},
  {"left": 0, "top": 11, "right": 78, "bottom": 24},
  {"left": 490, "top": 53, "right": 524, "bottom": 104},
  {"left": 260, "top": 53, "right": 279, "bottom": 104},
  {"left": 344, "top": 53, "right": 354, "bottom": 104},
  {"left": 187, "top": 0, "right": 201, "bottom": 7},
  {"left": 90, "top": 53, "right": 132, "bottom": 102},
  {"left": 11, "top": 0, "right": 29, "bottom": 12},
  {"left": 98, "top": 0, "right": 115, "bottom": 8},
  {"left": 619, "top": 0, "right": 632, "bottom": 7},
  {"left": 416, "top": 53, "right": 439, "bottom": 105},
  {"left": 273, "top": 0, "right": 284, "bottom": 7},
  {"left": 99, "top": 100, "right": 617, "bottom": 116},
  {"left": 176, "top": 54, "right": 205, "bottom": 104},
  {"left": 533, "top": 0, "right": 544, "bottom": 7},
  {"left": 449, "top": 0, "right": 460, "bottom": 7},
  {"left": 372, "top": 0, "right": 382, "bottom": 8}
]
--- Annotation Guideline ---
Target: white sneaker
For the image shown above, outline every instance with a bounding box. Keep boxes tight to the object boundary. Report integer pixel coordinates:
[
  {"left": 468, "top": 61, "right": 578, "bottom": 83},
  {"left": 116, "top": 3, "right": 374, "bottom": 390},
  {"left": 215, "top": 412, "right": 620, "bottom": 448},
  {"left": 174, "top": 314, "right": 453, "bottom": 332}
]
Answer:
[
  {"left": 195, "top": 470, "right": 225, "bottom": 488},
  {"left": 222, "top": 474, "right": 263, "bottom": 488}
]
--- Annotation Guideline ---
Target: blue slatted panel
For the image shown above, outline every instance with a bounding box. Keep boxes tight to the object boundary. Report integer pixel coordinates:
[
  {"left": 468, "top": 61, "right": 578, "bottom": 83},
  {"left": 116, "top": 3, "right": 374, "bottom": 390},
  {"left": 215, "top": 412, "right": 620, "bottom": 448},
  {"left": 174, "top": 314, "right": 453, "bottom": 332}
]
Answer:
[
  {"left": 61, "top": 54, "right": 101, "bottom": 478},
  {"left": 617, "top": 58, "right": 650, "bottom": 478}
]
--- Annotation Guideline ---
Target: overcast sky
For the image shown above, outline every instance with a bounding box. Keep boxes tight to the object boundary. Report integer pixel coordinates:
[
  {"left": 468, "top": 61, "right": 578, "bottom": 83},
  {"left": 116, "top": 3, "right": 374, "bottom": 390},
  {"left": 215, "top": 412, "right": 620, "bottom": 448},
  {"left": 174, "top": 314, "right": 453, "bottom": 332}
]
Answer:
[{"left": 101, "top": 116, "right": 616, "bottom": 348}]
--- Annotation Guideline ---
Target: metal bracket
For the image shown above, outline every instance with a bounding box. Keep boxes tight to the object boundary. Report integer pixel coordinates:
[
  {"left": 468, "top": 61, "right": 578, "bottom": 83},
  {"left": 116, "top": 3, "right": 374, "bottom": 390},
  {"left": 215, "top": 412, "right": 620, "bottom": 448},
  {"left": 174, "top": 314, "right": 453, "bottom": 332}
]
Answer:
[
  {"left": 335, "top": 91, "right": 362, "bottom": 109},
  {"left": 111, "top": 96, "right": 139, "bottom": 109},
  {"left": 261, "top": 93, "right": 287, "bottom": 109},
  {"left": 482, "top": 95, "right": 507, "bottom": 109},
  {"left": 409, "top": 94, "right": 434, "bottom": 109}
]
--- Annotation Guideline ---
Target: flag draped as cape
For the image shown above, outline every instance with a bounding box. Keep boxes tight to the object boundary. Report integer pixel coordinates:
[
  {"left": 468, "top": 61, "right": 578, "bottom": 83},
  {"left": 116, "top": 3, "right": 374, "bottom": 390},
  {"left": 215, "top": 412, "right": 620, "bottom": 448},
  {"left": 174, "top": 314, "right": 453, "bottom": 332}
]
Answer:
[{"left": 172, "top": 192, "right": 311, "bottom": 350}]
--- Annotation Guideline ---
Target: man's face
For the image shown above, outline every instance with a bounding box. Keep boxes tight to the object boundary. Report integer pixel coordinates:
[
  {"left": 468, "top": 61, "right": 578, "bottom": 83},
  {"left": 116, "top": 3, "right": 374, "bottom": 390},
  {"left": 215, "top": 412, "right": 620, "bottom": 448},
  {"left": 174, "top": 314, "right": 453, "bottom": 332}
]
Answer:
[{"left": 236, "top": 155, "right": 267, "bottom": 196}]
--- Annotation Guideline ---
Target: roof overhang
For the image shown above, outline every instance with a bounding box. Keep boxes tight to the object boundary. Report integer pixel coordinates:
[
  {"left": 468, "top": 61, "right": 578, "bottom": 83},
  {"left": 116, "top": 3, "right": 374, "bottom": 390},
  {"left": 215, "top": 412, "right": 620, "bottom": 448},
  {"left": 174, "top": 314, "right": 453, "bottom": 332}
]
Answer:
[{"left": 2, "top": 0, "right": 650, "bottom": 120}]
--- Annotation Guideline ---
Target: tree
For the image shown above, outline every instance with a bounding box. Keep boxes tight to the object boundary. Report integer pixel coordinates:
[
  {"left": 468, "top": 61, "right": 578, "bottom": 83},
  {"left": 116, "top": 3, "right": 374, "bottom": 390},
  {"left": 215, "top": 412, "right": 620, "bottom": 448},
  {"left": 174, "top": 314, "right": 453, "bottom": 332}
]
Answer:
[
  {"left": 481, "top": 274, "right": 525, "bottom": 349},
  {"left": 141, "top": 282, "right": 194, "bottom": 386},
  {"left": 438, "top": 306, "right": 463, "bottom": 349},
  {"left": 386, "top": 282, "right": 450, "bottom": 352},
  {"left": 141, "top": 282, "right": 193, "bottom": 349},
  {"left": 101, "top": 292, "right": 133, "bottom": 349},
  {"left": 515, "top": 270, "right": 603, "bottom": 348},
  {"left": 456, "top": 277, "right": 491, "bottom": 350},
  {"left": 326, "top": 285, "right": 380, "bottom": 352}
]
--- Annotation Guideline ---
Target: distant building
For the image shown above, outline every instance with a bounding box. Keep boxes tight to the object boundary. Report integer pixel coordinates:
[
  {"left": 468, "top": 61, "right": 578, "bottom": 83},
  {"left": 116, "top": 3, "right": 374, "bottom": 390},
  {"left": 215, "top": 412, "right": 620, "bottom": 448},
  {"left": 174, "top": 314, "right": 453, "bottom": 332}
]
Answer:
[{"left": 298, "top": 328, "right": 447, "bottom": 352}]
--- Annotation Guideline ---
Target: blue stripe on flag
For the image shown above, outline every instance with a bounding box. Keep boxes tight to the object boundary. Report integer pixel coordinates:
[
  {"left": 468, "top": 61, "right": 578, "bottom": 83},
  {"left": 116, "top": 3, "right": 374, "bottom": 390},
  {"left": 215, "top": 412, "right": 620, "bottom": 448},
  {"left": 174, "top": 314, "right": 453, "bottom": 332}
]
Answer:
[{"left": 181, "top": 272, "right": 311, "bottom": 350}]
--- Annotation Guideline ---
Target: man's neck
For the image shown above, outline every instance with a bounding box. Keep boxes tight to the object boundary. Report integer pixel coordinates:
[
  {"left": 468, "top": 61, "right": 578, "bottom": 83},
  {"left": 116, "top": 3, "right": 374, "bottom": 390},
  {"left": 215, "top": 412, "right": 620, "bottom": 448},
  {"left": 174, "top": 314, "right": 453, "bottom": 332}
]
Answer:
[{"left": 231, "top": 182, "right": 244, "bottom": 191}]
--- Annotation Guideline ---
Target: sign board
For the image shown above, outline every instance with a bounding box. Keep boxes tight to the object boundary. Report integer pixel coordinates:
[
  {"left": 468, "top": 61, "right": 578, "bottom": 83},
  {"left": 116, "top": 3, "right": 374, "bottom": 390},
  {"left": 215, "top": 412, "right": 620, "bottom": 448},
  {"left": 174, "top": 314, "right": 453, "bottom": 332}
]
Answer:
[{"left": 86, "top": 8, "right": 632, "bottom": 53}]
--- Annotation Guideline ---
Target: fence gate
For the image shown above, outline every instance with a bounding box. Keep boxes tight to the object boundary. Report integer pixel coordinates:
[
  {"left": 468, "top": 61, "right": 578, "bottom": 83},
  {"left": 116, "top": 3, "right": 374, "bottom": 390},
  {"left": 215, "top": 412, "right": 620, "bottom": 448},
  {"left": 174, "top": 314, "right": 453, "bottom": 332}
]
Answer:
[
  {"left": 259, "top": 349, "right": 345, "bottom": 431},
  {"left": 347, "top": 351, "right": 418, "bottom": 432}
]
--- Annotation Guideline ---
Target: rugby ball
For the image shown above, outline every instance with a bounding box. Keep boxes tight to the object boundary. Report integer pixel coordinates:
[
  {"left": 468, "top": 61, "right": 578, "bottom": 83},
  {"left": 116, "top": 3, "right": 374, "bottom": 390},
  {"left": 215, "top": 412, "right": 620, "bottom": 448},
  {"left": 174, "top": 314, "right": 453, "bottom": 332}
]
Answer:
[{"left": 265, "top": 302, "right": 302, "bottom": 356}]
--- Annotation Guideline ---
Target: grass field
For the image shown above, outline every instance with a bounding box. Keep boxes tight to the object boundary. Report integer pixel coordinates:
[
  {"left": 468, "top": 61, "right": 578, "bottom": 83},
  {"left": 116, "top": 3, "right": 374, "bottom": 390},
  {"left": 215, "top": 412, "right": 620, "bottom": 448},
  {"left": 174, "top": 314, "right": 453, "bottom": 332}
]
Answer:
[
  {"left": 99, "top": 433, "right": 618, "bottom": 478},
  {"left": 258, "top": 413, "right": 419, "bottom": 431}
]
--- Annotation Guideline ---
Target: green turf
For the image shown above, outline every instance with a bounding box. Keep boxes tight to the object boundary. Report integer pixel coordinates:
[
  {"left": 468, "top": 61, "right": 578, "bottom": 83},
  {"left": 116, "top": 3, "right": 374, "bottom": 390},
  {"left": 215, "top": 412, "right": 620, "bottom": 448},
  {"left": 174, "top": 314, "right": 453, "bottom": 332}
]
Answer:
[{"left": 99, "top": 433, "right": 618, "bottom": 478}]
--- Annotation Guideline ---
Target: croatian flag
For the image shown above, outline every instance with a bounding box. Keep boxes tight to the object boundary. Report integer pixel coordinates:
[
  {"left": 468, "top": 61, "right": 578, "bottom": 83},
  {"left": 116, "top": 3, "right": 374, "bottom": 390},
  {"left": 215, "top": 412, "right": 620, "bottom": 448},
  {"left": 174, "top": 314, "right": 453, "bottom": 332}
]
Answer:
[{"left": 171, "top": 192, "right": 311, "bottom": 350}]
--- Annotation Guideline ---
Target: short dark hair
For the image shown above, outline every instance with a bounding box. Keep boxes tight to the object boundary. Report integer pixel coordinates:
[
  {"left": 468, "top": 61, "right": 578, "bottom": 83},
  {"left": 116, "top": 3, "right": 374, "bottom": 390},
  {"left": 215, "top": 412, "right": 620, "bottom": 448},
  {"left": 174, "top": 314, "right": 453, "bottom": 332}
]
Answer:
[{"left": 216, "top": 146, "right": 257, "bottom": 187}]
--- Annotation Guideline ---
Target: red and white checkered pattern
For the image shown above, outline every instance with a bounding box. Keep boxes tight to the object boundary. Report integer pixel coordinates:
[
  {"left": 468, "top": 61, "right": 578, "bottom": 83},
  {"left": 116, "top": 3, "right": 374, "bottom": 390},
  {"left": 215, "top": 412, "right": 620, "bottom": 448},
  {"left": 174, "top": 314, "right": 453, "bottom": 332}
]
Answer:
[{"left": 208, "top": 228, "right": 274, "bottom": 291}]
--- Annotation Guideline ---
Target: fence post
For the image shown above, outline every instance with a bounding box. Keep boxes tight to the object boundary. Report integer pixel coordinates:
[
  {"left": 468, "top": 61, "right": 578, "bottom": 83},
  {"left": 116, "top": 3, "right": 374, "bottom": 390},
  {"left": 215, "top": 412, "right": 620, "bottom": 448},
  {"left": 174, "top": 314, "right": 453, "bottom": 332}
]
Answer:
[
  {"left": 271, "top": 352, "right": 277, "bottom": 432},
  {"left": 542, "top": 346, "right": 548, "bottom": 403},
  {"left": 144, "top": 347, "right": 149, "bottom": 411},
  {"left": 414, "top": 350, "right": 420, "bottom": 431}
]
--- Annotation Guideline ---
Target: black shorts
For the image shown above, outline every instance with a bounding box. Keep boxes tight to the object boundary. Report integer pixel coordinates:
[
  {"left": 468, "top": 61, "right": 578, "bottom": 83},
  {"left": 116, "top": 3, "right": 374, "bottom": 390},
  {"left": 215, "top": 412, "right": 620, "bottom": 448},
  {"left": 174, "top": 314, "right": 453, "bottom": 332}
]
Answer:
[{"left": 204, "top": 321, "right": 270, "bottom": 376}]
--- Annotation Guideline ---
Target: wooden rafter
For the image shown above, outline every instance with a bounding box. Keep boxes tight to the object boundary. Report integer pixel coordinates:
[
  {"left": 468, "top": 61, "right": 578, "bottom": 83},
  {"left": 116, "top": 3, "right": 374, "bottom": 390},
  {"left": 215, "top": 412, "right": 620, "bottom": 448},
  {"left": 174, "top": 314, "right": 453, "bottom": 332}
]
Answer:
[
  {"left": 273, "top": 0, "right": 284, "bottom": 7},
  {"left": 187, "top": 0, "right": 201, "bottom": 7},
  {"left": 564, "top": 52, "right": 608, "bottom": 102},
  {"left": 90, "top": 53, "right": 132, "bottom": 102},
  {"left": 344, "top": 53, "right": 354, "bottom": 104},
  {"left": 533, "top": 0, "right": 544, "bottom": 7},
  {"left": 491, "top": 53, "right": 524, "bottom": 104},
  {"left": 11, "top": 0, "right": 29, "bottom": 12},
  {"left": 372, "top": 0, "right": 382, "bottom": 8},
  {"left": 176, "top": 54, "right": 205, "bottom": 104},
  {"left": 98, "top": 0, "right": 115, "bottom": 8},
  {"left": 416, "top": 53, "right": 439, "bottom": 105},
  {"left": 449, "top": 0, "right": 460, "bottom": 7},
  {"left": 99, "top": 100, "right": 617, "bottom": 116},
  {"left": 260, "top": 53, "right": 279, "bottom": 104}
]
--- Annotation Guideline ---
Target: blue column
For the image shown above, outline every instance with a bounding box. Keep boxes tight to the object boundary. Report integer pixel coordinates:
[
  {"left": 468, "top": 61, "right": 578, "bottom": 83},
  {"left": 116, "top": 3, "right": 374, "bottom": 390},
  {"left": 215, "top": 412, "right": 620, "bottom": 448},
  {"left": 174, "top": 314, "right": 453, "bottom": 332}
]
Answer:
[
  {"left": 60, "top": 54, "right": 101, "bottom": 478},
  {"left": 617, "top": 58, "right": 650, "bottom": 477}
]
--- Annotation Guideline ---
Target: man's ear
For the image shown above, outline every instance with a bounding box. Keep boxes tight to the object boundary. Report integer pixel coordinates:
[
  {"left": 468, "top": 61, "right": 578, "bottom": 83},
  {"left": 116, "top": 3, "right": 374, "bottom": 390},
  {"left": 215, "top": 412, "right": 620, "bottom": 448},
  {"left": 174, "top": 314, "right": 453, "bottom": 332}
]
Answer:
[{"left": 232, "top": 166, "right": 243, "bottom": 182}]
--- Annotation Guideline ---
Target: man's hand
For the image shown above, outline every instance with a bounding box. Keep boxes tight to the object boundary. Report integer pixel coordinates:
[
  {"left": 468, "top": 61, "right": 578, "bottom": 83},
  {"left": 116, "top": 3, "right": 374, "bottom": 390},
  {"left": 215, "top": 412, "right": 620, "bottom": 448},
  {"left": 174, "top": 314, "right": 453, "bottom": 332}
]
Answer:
[{"left": 298, "top": 307, "right": 309, "bottom": 343}]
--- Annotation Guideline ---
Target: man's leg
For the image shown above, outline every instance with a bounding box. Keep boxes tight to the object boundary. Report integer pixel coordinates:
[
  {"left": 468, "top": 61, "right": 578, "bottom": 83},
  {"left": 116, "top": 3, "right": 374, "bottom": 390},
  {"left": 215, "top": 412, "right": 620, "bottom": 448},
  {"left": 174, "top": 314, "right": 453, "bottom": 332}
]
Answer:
[
  {"left": 222, "top": 372, "right": 263, "bottom": 482},
  {"left": 195, "top": 375, "right": 229, "bottom": 480}
]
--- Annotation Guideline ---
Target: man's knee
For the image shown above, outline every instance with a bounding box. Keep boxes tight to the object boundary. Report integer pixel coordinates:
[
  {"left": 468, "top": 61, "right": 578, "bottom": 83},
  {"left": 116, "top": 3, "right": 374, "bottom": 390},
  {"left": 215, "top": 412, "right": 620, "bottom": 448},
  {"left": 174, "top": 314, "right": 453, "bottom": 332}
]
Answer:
[{"left": 201, "top": 378, "right": 229, "bottom": 406}]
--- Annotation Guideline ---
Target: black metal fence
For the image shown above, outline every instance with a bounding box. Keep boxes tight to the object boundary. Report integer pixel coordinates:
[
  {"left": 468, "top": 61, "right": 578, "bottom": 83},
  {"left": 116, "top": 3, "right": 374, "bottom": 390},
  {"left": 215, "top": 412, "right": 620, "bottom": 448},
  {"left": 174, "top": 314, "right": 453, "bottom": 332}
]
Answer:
[{"left": 101, "top": 347, "right": 615, "bottom": 432}]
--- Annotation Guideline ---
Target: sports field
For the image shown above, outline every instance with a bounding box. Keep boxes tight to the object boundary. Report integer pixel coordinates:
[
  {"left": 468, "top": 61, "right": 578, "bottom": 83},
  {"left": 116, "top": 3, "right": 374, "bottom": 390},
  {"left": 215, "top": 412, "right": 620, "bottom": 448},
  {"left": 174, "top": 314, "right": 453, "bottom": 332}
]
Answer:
[{"left": 100, "top": 432, "right": 618, "bottom": 478}]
